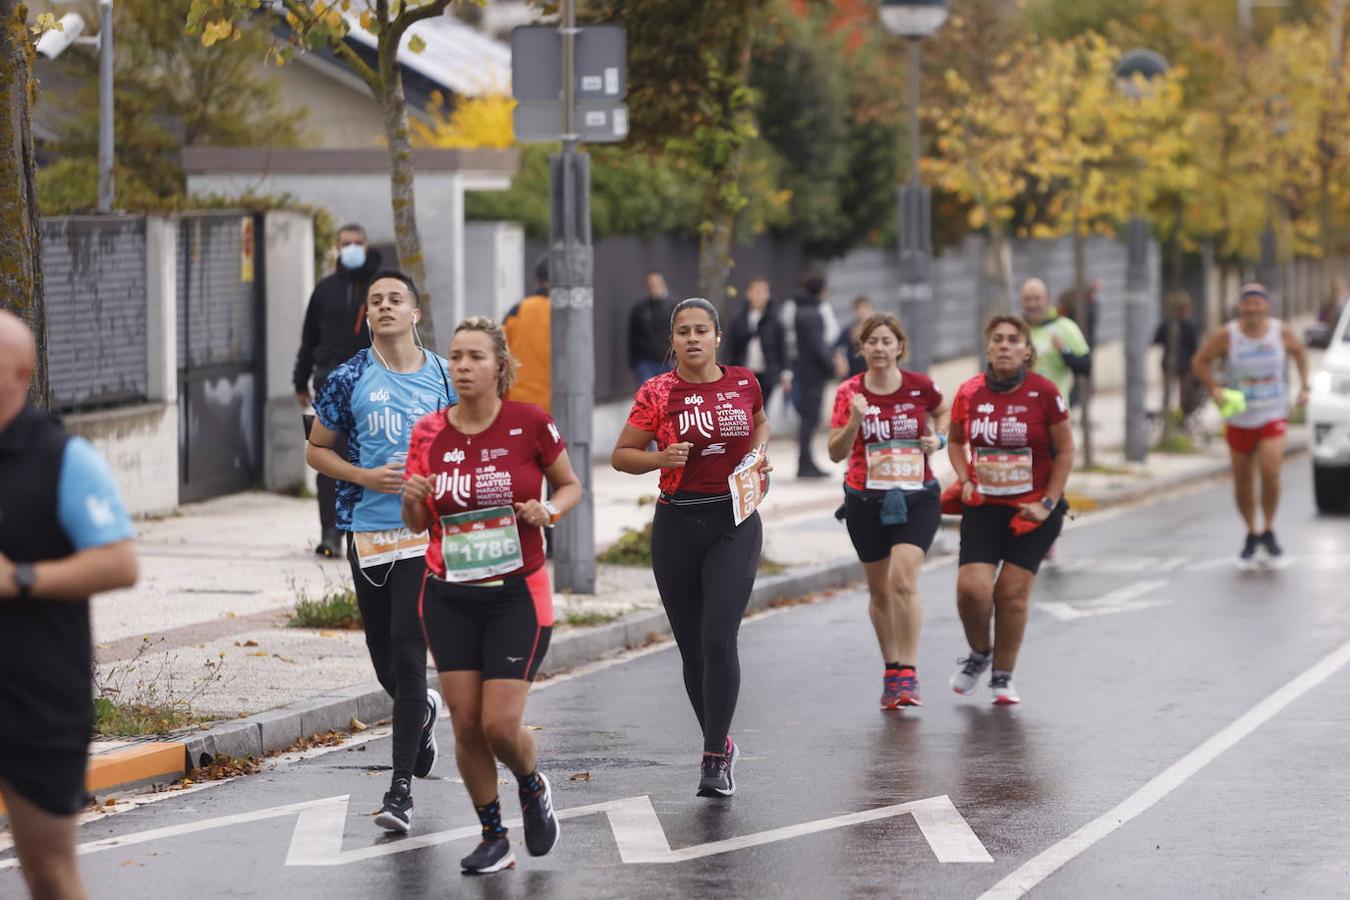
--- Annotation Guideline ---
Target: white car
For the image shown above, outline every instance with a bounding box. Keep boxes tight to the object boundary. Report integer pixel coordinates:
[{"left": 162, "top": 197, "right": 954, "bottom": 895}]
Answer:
[{"left": 1310, "top": 302, "right": 1350, "bottom": 512}]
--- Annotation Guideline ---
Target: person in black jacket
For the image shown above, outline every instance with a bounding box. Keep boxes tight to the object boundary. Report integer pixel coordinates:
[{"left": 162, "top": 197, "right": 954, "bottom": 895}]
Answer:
[
  {"left": 725, "top": 276, "right": 787, "bottom": 406},
  {"left": 792, "top": 272, "right": 836, "bottom": 478},
  {"left": 628, "top": 271, "right": 673, "bottom": 385},
  {"left": 294, "top": 223, "right": 383, "bottom": 557}
]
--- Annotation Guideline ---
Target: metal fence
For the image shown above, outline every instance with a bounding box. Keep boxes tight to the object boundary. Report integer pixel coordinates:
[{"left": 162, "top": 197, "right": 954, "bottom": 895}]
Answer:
[{"left": 42, "top": 216, "right": 149, "bottom": 412}]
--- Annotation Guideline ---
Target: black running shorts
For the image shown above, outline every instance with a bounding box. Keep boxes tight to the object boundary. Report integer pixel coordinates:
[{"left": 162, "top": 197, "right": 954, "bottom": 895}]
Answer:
[
  {"left": 419, "top": 567, "right": 553, "bottom": 681},
  {"left": 843, "top": 487, "right": 942, "bottom": 563},
  {"left": 957, "top": 501, "right": 1067, "bottom": 574},
  {"left": 0, "top": 745, "right": 88, "bottom": 816}
]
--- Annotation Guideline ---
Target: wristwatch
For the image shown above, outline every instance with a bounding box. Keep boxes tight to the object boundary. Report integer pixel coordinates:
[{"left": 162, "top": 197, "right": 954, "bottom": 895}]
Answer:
[
  {"left": 12, "top": 563, "right": 36, "bottom": 600},
  {"left": 1040, "top": 496, "right": 1058, "bottom": 512},
  {"left": 543, "top": 501, "right": 561, "bottom": 527}
]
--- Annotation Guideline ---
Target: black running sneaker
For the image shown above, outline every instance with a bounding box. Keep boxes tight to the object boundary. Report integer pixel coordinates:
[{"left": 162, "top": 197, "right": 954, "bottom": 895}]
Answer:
[
  {"left": 374, "top": 778, "right": 413, "bottom": 834},
  {"left": 520, "top": 773, "right": 560, "bottom": 857},
  {"left": 1259, "top": 530, "right": 1283, "bottom": 559},
  {"left": 697, "top": 738, "right": 739, "bottom": 798},
  {"left": 460, "top": 836, "right": 515, "bottom": 874},
  {"left": 1239, "top": 533, "right": 1260, "bottom": 564},
  {"left": 413, "top": 690, "right": 442, "bottom": 778}
]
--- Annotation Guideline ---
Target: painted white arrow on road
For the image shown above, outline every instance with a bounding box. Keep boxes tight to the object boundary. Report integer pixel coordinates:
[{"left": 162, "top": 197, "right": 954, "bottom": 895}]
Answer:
[
  {"left": 1039, "top": 579, "right": 1170, "bottom": 621},
  {"left": 4, "top": 794, "right": 992, "bottom": 870}
]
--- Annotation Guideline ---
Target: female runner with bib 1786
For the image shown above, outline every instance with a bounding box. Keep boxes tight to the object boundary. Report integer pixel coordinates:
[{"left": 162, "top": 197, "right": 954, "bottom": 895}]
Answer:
[
  {"left": 611, "top": 298, "right": 771, "bottom": 799},
  {"left": 402, "top": 317, "right": 582, "bottom": 876},
  {"left": 947, "top": 315, "right": 1074, "bottom": 705},
  {"left": 826, "top": 313, "right": 948, "bottom": 710}
]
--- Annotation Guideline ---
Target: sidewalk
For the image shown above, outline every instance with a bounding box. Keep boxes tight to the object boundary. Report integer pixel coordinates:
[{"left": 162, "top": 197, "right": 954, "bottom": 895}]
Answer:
[{"left": 81, "top": 381, "right": 1308, "bottom": 796}]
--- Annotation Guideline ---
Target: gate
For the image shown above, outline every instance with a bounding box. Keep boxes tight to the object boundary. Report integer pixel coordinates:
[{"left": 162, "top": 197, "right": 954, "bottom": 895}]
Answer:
[{"left": 177, "top": 213, "right": 265, "bottom": 504}]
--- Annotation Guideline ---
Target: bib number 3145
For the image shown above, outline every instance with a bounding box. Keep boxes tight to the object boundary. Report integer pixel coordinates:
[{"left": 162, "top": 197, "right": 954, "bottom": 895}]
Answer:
[{"left": 439, "top": 506, "right": 523, "bottom": 583}]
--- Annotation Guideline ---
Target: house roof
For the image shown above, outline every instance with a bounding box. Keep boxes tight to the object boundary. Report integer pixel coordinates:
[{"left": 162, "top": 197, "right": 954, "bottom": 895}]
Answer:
[{"left": 341, "top": 11, "right": 511, "bottom": 98}]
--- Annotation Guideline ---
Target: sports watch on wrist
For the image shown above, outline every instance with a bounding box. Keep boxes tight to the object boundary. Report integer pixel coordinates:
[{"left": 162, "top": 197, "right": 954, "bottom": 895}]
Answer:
[
  {"left": 1040, "top": 496, "right": 1057, "bottom": 512},
  {"left": 12, "top": 563, "right": 36, "bottom": 600},
  {"left": 543, "top": 501, "right": 561, "bottom": 527}
]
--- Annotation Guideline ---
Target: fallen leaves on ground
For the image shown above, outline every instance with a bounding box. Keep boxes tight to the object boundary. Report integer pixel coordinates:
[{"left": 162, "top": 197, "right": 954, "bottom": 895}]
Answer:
[
  {"left": 183, "top": 754, "right": 264, "bottom": 783},
  {"left": 349, "top": 717, "right": 367, "bottom": 732},
  {"left": 568, "top": 772, "right": 591, "bottom": 782}
]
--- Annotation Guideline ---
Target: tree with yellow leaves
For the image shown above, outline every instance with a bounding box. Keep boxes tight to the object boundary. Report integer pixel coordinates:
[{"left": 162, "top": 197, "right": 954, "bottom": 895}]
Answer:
[{"left": 411, "top": 92, "right": 515, "bottom": 150}]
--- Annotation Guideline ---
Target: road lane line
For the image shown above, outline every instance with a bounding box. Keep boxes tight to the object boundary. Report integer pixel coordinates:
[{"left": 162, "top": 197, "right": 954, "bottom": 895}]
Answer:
[
  {"left": 1038, "top": 579, "right": 1169, "bottom": 621},
  {"left": 978, "top": 637, "right": 1350, "bottom": 899}
]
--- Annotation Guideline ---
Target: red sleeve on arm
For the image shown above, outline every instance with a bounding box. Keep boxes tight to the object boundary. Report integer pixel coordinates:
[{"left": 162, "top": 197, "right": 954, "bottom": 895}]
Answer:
[
  {"left": 750, "top": 370, "right": 764, "bottom": 415},
  {"left": 829, "top": 379, "right": 855, "bottom": 429},
  {"left": 537, "top": 409, "right": 566, "bottom": 467},
  {"left": 404, "top": 415, "right": 433, "bottom": 480},
  {"left": 626, "top": 381, "right": 659, "bottom": 432},
  {"left": 950, "top": 384, "right": 969, "bottom": 431},
  {"left": 924, "top": 376, "right": 944, "bottom": 412},
  {"left": 1045, "top": 383, "right": 1070, "bottom": 425}
]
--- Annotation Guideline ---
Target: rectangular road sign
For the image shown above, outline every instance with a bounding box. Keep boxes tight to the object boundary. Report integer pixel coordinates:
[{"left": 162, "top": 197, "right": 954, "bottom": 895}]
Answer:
[
  {"left": 511, "top": 25, "right": 627, "bottom": 102},
  {"left": 514, "top": 100, "right": 630, "bottom": 144}
]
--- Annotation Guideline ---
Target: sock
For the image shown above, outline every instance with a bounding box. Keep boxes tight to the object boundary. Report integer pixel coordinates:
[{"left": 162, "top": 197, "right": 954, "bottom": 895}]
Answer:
[
  {"left": 392, "top": 769, "right": 413, "bottom": 787},
  {"left": 897, "top": 664, "right": 916, "bottom": 674},
  {"left": 475, "top": 798, "right": 507, "bottom": 838},
  {"left": 970, "top": 648, "right": 992, "bottom": 661},
  {"left": 992, "top": 669, "right": 1013, "bottom": 681},
  {"left": 885, "top": 661, "right": 901, "bottom": 672},
  {"left": 518, "top": 770, "right": 544, "bottom": 796}
]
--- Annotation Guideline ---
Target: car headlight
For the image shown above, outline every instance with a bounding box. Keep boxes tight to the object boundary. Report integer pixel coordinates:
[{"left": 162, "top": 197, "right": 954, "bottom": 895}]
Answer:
[{"left": 1312, "top": 369, "right": 1350, "bottom": 396}]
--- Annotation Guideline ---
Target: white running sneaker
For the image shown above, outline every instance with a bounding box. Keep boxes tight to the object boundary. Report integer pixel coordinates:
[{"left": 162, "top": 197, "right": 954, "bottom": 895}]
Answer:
[
  {"left": 990, "top": 673, "right": 1020, "bottom": 705},
  {"left": 950, "top": 652, "right": 992, "bottom": 695}
]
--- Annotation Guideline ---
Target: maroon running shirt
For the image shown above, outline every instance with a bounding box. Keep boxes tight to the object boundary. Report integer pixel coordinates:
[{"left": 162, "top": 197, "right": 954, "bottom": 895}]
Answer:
[
  {"left": 829, "top": 371, "right": 944, "bottom": 491},
  {"left": 405, "top": 401, "right": 565, "bottom": 579},
  {"left": 626, "top": 366, "right": 764, "bottom": 496},
  {"left": 949, "top": 371, "right": 1069, "bottom": 505}
]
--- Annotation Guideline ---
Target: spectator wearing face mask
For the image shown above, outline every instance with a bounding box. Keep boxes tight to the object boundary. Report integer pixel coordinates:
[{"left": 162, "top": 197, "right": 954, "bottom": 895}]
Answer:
[{"left": 294, "top": 222, "right": 384, "bottom": 558}]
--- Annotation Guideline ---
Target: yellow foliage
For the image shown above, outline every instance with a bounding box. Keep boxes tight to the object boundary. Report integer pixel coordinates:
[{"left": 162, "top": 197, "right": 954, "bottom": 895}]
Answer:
[{"left": 411, "top": 92, "right": 516, "bottom": 149}]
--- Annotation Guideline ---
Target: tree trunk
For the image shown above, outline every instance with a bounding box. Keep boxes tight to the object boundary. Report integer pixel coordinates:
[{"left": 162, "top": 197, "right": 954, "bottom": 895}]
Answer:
[
  {"left": 977, "top": 225, "right": 1012, "bottom": 339},
  {"left": 377, "top": 37, "right": 435, "bottom": 347},
  {"left": 1070, "top": 203, "right": 1094, "bottom": 469},
  {"left": 695, "top": 14, "right": 755, "bottom": 312},
  {"left": 0, "top": 1, "right": 47, "bottom": 408}
]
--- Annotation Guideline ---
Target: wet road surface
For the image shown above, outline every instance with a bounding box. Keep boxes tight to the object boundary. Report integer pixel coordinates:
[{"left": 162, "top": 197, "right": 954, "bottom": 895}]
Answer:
[{"left": 3, "top": 459, "right": 1348, "bottom": 898}]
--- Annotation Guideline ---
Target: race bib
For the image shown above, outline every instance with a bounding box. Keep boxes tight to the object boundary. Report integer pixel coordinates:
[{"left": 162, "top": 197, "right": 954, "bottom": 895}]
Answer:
[
  {"left": 974, "top": 447, "right": 1034, "bottom": 496},
  {"left": 865, "top": 440, "right": 924, "bottom": 491},
  {"left": 729, "top": 443, "right": 769, "bottom": 527},
  {"left": 439, "top": 506, "right": 524, "bottom": 583},
  {"left": 1239, "top": 376, "right": 1284, "bottom": 410},
  {"left": 352, "top": 528, "right": 429, "bottom": 569}
]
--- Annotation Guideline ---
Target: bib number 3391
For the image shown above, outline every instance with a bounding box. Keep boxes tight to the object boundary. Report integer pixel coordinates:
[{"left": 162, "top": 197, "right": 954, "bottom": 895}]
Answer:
[
  {"left": 439, "top": 506, "right": 523, "bottom": 583},
  {"left": 865, "top": 440, "right": 924, "bottom": 491}
]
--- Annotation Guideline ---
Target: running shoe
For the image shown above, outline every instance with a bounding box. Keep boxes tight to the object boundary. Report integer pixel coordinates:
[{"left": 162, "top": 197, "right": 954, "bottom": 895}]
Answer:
[
  {"left": 895, "top": 670, "right": 922, "bottom": 707},
  {"left": 460, "top": 836, "right": 515, "bottom": 874},
  {"left": 990, "top": 673, "right": 1020, "bottom": 706},
  {"left": 950, "top": 652, "right": 991, "bottom": 696},
  {"left": 413, "top": 689, "right": 442, "bottom": 778},
  {"left": 1239, "top": 533, "right": 1260, "bottom": 565},
  {"left": 697, "top": 738, "right": 739, "bottom": 798},
  {"left": 374, "top": 778, "right": 413, "bottom": 833},
  {"left": 1259, "top": 530, "right": 1283, "bottom": 559},
  {"left": 520, "top": 772, "right": 560, "bottom": 857},
  {"left": 882, "top": 669, "right": 922, "bottom": 708}
]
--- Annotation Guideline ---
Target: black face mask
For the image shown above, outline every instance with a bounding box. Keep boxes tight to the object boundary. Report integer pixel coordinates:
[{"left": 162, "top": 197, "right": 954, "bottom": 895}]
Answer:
[{"left": 984, "top": 363, "right": 1028, "bottom": 393}]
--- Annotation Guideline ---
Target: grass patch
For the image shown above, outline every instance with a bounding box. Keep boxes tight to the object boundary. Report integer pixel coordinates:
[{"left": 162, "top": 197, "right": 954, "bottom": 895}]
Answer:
[
  {"left": 1078, "top": 463, "right": 1136, "bottom": 476},
  {"left": 288, "top": 580, "right": 362, "bottom": 629},
  {"left": 561, "top": 610, "right": 622, "bottom": 628},
  {"left": 94, "top": 638, "right": 227, "bottom": 738},
  {"left": 1153, "top": 432, "right": 1198, "bottom": 454}
]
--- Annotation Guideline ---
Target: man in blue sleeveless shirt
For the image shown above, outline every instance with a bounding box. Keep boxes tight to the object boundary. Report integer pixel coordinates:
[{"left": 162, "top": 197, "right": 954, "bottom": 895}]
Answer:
[
  {"left": 306, "top": 271, "right": 455, "bottom": 834},
  {"left": 0, "top": 311, "right": 138, "bottom": 899}
]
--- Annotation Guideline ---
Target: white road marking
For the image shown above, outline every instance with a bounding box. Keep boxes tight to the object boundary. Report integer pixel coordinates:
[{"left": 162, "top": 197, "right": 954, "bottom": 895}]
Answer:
[
  {"left": 978, "top": 637, "right": 1350, "bottom": 900},
  {"left": 4, "top": 793, "right": 990, "bottom": 870},
  {"left": 1038, "top": 579, "right": 1170, "bottom": 621}
]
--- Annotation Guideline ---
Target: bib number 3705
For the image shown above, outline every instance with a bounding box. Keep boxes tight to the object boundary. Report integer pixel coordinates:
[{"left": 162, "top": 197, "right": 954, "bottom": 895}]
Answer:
[{"left": 439, "top": 506, "right": 523, "bottom": 583}]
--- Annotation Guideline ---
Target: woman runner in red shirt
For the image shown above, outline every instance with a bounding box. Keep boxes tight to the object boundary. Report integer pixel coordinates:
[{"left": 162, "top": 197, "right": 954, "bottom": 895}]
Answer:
[
  {"left": 402, "top": 317, "right": 583, "bottom": 875},
  {"left": 611, "top": 298, "right": 771, "bottom": 799},
  {"left": 947, "top": 315, "right": 1075, "bottom": 705},
  {"left": 826, "top": 313, "right": 948, "bottom": 710}
]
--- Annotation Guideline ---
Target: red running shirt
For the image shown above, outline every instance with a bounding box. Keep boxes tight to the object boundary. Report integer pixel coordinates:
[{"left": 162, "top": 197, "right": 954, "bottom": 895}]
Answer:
[
  {"left": 949, "top": 372, "right": 1069, "bottom": 504},
  {"left": 405, "top": 401, "right": 565, "bottom": 579},
  {"left": 626, "top": 366, "right": 764, "bottom": 495},
  {"left": 829, "top": 371, "right": 944, "bottom": 491}
]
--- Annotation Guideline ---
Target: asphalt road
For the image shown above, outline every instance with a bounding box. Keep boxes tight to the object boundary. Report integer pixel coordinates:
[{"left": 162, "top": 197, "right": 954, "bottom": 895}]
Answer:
[{"left": 4, "top": 458, "right": 1348, "bottom": 899}]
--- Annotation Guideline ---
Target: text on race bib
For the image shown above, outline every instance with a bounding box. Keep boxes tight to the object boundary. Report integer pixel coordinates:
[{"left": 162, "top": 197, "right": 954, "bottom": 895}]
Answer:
[
  {"left": 438, "top": 506, "right": 524, "bottom": 583},
  {"left": 973, "top": 447, "right": 1034, "bottom": 496},
  {"left": 352, "top": 528, "right": 430, "bottom": 569},
  {"left": 865, "top": 440, "right": 924, "bottom": 491}
]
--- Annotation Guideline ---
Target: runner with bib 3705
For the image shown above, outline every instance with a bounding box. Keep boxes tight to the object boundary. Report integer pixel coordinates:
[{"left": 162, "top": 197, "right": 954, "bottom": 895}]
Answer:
[
  {"left": 402, "top": 317, "right": 582, "bottom": 876},
  {"left": 826, "top": 313, "right": 948, "bottom": 711}
]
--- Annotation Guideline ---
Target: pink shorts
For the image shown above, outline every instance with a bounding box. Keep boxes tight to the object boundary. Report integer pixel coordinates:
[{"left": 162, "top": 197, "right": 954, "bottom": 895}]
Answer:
[{"left": 1225, "top": 419, "right": 1287, "bottom": 454}]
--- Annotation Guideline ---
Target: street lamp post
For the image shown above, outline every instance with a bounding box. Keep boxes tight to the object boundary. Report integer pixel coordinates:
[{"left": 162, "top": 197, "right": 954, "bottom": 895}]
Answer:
[
  {"left": 1115, "top": 48, "right": 1169, "bottom": 464},
  {"left": 880, "top": 0, "right": 948, "bottom": 374},
  {"left": 37, "top": 0, "right": 114, "bottom": 213}
]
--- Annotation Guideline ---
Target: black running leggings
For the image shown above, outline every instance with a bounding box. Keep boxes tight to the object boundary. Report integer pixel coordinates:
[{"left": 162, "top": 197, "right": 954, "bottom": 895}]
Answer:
[
  {"left": 347, "top": 544, "right": 429, "bottom": 774},
  {"left": 650, "top": 499, "right": 762, "bottom": 753}
]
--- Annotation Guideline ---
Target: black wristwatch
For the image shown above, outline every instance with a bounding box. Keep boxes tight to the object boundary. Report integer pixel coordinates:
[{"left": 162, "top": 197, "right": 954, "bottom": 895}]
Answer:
[
  {"left": 1040, "top": 496, "right": 1058, "bottom": 512},
  {"left": 12, "top": 563, "right": 36, "bottom": 600}
]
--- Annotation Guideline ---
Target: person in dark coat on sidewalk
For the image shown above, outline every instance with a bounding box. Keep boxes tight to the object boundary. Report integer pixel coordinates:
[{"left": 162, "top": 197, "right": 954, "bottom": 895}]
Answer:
[
  {"left": 725, "top": 276, "right": 788, "bottom": 407},
  {"left": 792, "top": 272, "right": 836, "bottom": 478},
  {"left": 293, "top": 223, "right": 383, "bottom": 557},
  {"left": 628, "top": 271, "right": 674, "bottom": 385}
]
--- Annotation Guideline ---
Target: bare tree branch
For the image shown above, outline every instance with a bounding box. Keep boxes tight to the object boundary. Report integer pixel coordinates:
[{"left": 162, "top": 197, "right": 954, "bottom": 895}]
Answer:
[{"left": 390, "top": 0, "right": 452, "bottom": 49}]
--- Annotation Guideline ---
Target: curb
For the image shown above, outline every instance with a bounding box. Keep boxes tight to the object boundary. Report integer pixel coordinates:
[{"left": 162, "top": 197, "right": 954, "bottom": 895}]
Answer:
[
  {"left": 177, "top": 556, "right": 865, "bottom": 773},
  {"left": 0, "top": 742, "right": 185, "bottom": 817}
]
